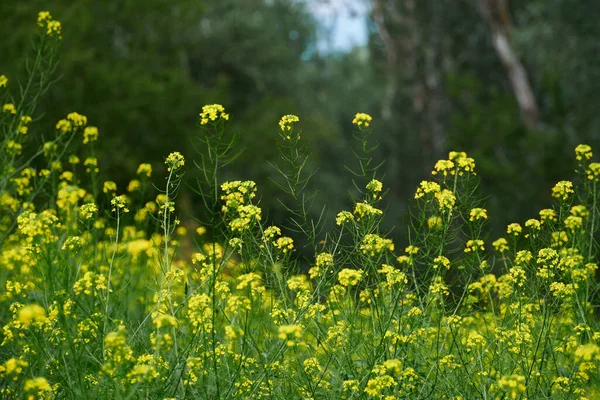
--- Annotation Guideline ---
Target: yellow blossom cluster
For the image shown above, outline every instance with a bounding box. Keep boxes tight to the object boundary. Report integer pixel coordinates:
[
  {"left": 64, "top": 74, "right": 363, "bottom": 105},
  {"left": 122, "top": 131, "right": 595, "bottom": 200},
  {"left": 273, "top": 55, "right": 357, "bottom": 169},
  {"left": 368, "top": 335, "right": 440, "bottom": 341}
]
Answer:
[
  {"left": 337, "top": 268, "right": 363, "bottom": 287},
  {"left": 37, "top": 11, "right": 62, "bottom": 38},
  {"left": 361, "top": 233, "right": 395, "bottom": 256},
  {"left": 199, "top": 104, "right": 229, "bottom": 124},
  {"left": 351, "top": 112, "right": 372, "bottom": 127},
  {"left": 279, "top": 114, "right": 300, "bottom": 132}
]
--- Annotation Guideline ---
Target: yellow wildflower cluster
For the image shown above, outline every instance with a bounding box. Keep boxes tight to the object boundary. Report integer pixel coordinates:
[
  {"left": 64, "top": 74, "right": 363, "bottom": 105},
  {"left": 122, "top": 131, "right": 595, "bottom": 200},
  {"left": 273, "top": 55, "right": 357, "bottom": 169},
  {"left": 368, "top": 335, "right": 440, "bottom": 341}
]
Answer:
[
  {"left": 199, "top": 104, "right": 229, "bottom": 124},
  {"left": 136, "top": 163, "right": 153, "bottom": 177},
  {"left": 587, "top": 162, "right": 600, "bottom": 180},
  {"left": 366, "top": 179, "right": 383, "bottom": 199},
  {"left": 37, "top": 11, "right": 62, "bottom": 38},
  {"left": 274, "top": 236, "right": 294, "bottom": 253},
  {"left": 351, "top": 112, "right": 372, "bottom": 127},
  {"left": 83, "top": 126, "right": 99, "bottom": 144},
  {"left": 111, "top": 195, "right": 129, "bottom": 213},
  {"left": 278, "top": 324, "right": 302, "bottom": 347},
  {"left": 414, "top": 180, "right": 440, "bottom": 199},
  {"left": 435, "top": 189, "right": 456, "bottom": 212},
  {"left": 539, "top": 208, "right": 556, "bottom": 223},
  {"left": 495, "top": 374, "right": 526, "bottom": 399},
  {"left": 335, "top": 210, "right": 354, "bottom": 225},
  {"left": 361, "top": 233, "right": 394, "bottom": 256},
  {"left": 279, "top": 114, "right": 300, "bottom": 132},
  {"left": 338, "top": 268, "right": 363, "bottom": 287},
  {"left": 0, "top": 74, "right": 7, "bottom": 88},
  {"left": 465, "top": 239, "right": 485, "bottom": 253},
  {"left": 432, "top": 159, "right": 455, "bottom": 176},
  {"left": 551, "top": 180, "right": 574, "bottom": 201},
  {"left": 353, "top": 201, "right": 383, "bottom": 220},
  {"left": 575, "top": 144, "right": 593, "bottom": 161},
  {"left": 165, "top": 151, "right": 185, "bottom": 171},
  {"left": 506, "top": 222, "right": 522, "bottom": 236},
  {"left": 469, "top": 207, "right": 488, "bottom": 221}
]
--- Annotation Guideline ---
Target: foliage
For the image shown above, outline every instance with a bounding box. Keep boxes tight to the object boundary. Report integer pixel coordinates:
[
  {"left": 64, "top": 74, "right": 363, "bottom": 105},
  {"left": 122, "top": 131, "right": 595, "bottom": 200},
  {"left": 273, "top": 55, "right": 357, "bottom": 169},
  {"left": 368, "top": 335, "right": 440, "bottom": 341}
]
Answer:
[{"left": 2, "top": 16, "right": 600, "bottom": 399}]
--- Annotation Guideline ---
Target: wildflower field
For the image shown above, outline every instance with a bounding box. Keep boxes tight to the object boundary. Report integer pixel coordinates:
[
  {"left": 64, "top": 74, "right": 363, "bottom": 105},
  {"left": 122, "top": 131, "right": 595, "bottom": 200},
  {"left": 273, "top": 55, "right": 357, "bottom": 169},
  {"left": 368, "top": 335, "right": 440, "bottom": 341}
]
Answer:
[{"left": 2, "top": 12, "right": 600, "bottom": 400}]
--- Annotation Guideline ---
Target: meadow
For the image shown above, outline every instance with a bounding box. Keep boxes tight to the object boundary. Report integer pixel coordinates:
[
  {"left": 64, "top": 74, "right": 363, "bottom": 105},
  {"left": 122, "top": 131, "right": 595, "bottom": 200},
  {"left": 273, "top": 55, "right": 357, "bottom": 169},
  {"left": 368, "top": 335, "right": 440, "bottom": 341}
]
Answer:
[{"left": 1, "top": 12, "right": 600, "bottom": 400}]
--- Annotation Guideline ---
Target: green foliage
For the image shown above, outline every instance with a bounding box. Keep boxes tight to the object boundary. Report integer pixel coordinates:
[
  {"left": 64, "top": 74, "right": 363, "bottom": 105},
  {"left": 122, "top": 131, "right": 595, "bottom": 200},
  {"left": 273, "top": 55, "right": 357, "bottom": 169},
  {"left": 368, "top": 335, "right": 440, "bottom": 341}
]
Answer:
[{"left": 2, "top": 20, "right": 600, "bottom": 399}]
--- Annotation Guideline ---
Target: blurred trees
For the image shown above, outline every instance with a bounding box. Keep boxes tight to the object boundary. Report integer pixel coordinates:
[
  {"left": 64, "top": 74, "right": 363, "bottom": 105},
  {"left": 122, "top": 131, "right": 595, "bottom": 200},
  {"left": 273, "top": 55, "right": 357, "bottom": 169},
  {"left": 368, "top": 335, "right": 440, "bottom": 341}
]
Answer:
[{"left": 366, "top": 0, "right": 600, "bottom": 235}]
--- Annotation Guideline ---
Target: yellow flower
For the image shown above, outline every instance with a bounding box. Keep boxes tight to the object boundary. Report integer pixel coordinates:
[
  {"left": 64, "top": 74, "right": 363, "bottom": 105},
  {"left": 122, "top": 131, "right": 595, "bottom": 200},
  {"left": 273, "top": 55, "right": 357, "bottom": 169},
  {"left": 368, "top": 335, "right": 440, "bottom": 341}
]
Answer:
[
  {"left": 587, "top": 163, "right": 600, "bottom": 180},
  {"left": 570, "top": 204, "right": 588, "bottom": 218},
  {"left": 427, "top": 216, "right": 443, "bottom": 229},
  {"left": 279, "top": 114, "right": 300, "bottom": 138},
  {"left": 405, "top": 245, "right": 419, "bottom": 255},
  {"left": 83, "top": 126, "right": 99, "bottom": 144},
  {"left": 37, "top": 12, "right": 63, "bottom": 39},
  {"left": 525, "top": 219, "right": 541, "bottom": 231},
  {"left": 415, "top": 180, "right": 440, "bottom": 199},
  {"left": 469, "top": 208, "right": 488, "bottom": 221},
  {"left": 496, "top": 374, "right": 526, "bottom": 399},
  {"left": 84, "top": 157, "right": 99, "bottom": 173},
  {"left": 0, "top": 74, "right": 7, "bottom": 88},
  {"left": 199, "top": 104, "right": 229, "bottom": 124},
  {"left": 3, "top": 103, "right": 16, "bottom": 114},
  {"left": 274, "top": 236, "right": 294, "bottom": 253},
  {"left": 338, "top": 268, "right": 363, "bottom": 287},
  {"left": 352, "top": 112, "right": 373, "bottom": 127},
  {"left": 127, "top": 239, "right": 150, "bottom": 259},
  {"left": 431, "top": 159, "right": 455, "bottom": 176},
  {"left": 435, "top": 189, "right": 456, "bottom": 212},
  {"left": 564, "top": 215, "right": 583, "bottom": 232},
  {"left": 506, "top": 223, "right": 522, "bottom": 236},
  {"left": 366, "top": 179, "right": 383, "bottom": 194},
  {"left": 574, "top": 343, "right": 600, "bottom": 362},
  {"left": 18, "top": 304, "right": 47, "bottom": 326},
  {"left": 551, "top": 180, "right": 574, "bottom": 201},
  {"left": 111, "top": 195, "right": 129, "bottom": 213},
  {"left": 575, "top": 144, "right": 593, "bottom": 161},
  {"left": 539, "top": 208, "right": 556, "bottom": 223},
  {"left": 37, "top": 11, "right": 52, "bottom": 27},
  {"left": 79, "top": 203, "right": 97, "bottom": 220},
  {"left": 127, "top": 179, "right": 141, "bottom": 192},
  {"left": 56, "top": 119, "right": 72, "bottom": 133},
  {"left": 278, "top": 324, "right": 302, "bottom": 346},
  {"left": 433, "top": 256, "right": 451, "bottom": 270},
  {"left": 336, "top": 210, "right": 354, "bottom": 225},
  {"left": 465, "top": 239, "right": 485, "bottom": 253},
  {"left": 361, "top": 234, "right": 394, "bottom": 256},
  {"left": 24, "top": 377, "right": 53, "bottom": 397},
  {"left": 353, "top": 201, "right": 383, "bottom": 219},
  {"left": 137, "top": 163, "right": 153, "bottom": 177},
  {"left": 165, "top": 152, "right": 185, "bottom": 171},
  {"left": 67, "top": 112, "right": 87, "bottom": 127},
  {"left": 263, "top": 225, "right": 281, "bottom": 240},
  {"left": 103, "top": 181, "right": 117, "bottom": 193}
]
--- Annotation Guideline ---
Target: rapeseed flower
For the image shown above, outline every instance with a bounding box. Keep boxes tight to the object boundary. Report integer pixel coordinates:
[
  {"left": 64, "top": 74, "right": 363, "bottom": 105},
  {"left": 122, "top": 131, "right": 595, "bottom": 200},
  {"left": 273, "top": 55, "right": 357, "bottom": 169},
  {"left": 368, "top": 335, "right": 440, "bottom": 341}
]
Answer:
[
  {"left": 469, "top": 207, "right": 488, "bottom": 221},
  {"left": 165, "top": 152, "right": 185, "bottom": 171},
  {"left": 3, "top": 103, "right": 16, "bottom": 114},
  {"left": 279, "top": 114, "right": 299, "bottom": 132},
  {"left": 352, "top": 112, "right": 372, "bottom": 127},
  {"left": 200, "top": 104, "right": 229, "bottom": 124},
  {"left": 575, "top": 144, "right": 593, "bottom": 161},
  {"left": 551, "top": 180, "right": 574, "bottom": 201},
  {"left": 338, "top": 268, "right": 363, "bottom": 287}
]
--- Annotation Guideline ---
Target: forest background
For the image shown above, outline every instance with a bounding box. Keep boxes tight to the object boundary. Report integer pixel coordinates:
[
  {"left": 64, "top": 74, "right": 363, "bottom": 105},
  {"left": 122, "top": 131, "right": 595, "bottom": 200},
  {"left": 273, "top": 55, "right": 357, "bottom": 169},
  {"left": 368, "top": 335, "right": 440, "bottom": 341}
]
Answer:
[{"left": 2, "top": 0, "right": 599, "bottom": 253}]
